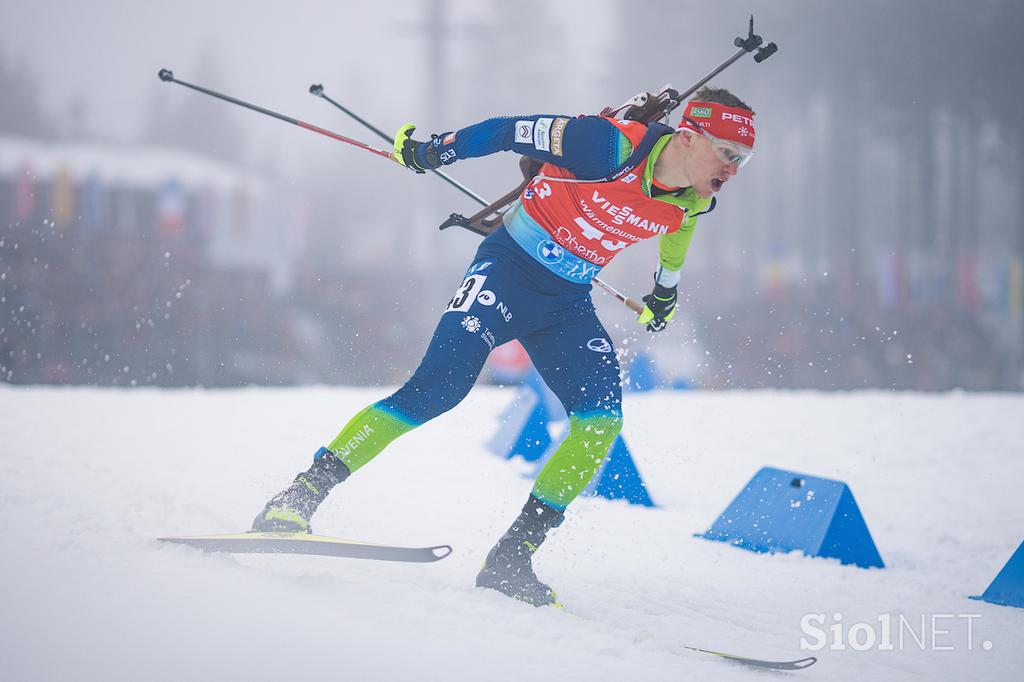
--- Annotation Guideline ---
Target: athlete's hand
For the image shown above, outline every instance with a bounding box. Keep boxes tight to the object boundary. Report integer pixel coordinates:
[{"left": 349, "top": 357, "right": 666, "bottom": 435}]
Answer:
[
  {"left": 392, "top": 123, "right": 440, "bottom": 173},
  {"left": 637, "top": 282, "right": 678, "bottom": 332}
]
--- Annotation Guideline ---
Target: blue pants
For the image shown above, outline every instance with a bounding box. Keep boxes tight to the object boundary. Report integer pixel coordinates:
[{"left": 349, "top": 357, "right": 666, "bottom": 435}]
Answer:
[
  {"left": 383, "top": 227, "right": 622, "bottom": 425},
  {"left": 328, "top": 227, "right": 625, "bottom": 510}
]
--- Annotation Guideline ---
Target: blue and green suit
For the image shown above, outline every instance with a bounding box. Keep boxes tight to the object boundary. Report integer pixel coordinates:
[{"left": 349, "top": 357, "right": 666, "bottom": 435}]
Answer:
[{"left": 326, "top": 114, "right": 709, "bottom": 510}]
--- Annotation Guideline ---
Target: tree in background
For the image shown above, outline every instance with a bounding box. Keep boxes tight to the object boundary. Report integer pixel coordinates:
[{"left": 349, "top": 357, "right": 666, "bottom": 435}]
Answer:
[{"left": 0, "top": 47, "right": 57, "bottom": 139}]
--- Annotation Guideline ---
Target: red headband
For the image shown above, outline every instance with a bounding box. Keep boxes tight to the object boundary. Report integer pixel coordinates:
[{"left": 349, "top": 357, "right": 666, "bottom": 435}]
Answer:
[{"left": 678, "top": 100, "right": 756, "bottom": 148}]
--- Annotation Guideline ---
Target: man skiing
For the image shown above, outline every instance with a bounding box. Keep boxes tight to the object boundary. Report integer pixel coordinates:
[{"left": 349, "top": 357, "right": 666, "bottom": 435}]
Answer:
[{"left": 253, "top": 87, "right": 756, "bottom": 607}]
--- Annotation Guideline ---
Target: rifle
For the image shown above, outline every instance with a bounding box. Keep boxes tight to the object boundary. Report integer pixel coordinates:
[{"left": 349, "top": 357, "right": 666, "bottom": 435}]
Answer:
[{"left": 436, "top": 15, "right": 777, "bottom": 238}]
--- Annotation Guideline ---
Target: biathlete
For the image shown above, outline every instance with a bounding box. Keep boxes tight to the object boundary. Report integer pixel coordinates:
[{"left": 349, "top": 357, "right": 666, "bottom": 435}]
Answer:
[{"left": 253, "top": 87, "right": 757, "bottom": 607}]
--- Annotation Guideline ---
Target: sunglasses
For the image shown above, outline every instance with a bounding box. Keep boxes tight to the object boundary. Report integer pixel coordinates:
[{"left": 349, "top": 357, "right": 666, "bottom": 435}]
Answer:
[{"left": 681, "top": 117, "right": 755, "bottom": 168}]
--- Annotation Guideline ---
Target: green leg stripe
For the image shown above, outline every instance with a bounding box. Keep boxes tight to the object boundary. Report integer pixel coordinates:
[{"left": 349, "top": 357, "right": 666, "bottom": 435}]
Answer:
[
  {"left": 530, "top": 413, "right": 623, "bottom": 510},
  {"left": 297, "top": 476, "right": 319, "bottom": 495},
  {"left": 265, "top": 508, "right": 310, "bottom": 530},
  {"left": 327, "top": 402, "right": 420, "bottom": 473}
]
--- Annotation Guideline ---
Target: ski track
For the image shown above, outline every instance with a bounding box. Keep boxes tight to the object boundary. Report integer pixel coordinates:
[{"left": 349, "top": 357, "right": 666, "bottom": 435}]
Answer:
[{"left": 1, "top": 385, "right": 1022, "bottom": 681}]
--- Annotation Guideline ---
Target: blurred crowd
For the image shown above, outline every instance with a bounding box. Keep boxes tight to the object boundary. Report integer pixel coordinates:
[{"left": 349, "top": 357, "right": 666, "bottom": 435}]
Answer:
[
  {"left": 688, "top": 292, "right": 1019, "bottom": 391},
  {"left": 1, "top": 150, "right": 1021, "bottom": 392},
  {"left": 0, "top": 166, "right": 320, "bottom": 387}
]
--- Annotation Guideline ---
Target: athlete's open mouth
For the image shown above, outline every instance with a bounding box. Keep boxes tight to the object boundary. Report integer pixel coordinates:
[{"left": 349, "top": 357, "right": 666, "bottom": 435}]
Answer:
[{"left": 711, "top": 177, "right": 725, "bottom": 192}]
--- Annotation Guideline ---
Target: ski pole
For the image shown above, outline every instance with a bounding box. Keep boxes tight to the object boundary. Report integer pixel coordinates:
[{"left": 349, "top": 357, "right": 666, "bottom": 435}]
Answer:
[
  {"left": 157, "top": 69, "right": 395, "bottom": 161},
  {"left": 307, "top": 84, "right": 642, "bottom": 314},
  {"left": 676, "top": 15, "right": 778, "bottom": 102},
  {"left": 592, "top": 277, "right": 644, "bottom": 314},
  {"left": 309, "top": 84, "right": 489, "bottom": 206}
]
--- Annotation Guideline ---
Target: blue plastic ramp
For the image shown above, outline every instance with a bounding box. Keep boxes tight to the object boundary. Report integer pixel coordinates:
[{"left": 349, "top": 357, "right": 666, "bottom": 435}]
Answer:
[
  {"left": 970, "top": 540, "right": 1024, "bottom": 608},
  {"left": 697, "top": 467, "right": 884, "bottom": 568}
]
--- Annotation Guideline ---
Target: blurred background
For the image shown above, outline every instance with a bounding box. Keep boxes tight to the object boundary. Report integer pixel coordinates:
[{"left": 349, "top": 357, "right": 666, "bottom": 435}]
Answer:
[{"left": 1, "top": 0, "right": 1021, "bottom": 391}]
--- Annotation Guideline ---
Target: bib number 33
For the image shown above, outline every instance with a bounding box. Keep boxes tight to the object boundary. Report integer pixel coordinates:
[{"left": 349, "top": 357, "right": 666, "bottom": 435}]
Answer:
[{"left": 445, "top": 274, "right": 487, "bottom": 313}]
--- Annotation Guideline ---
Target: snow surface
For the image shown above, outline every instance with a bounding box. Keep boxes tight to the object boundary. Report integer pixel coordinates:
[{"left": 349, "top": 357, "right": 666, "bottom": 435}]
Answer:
[{"left": 1, "top": 385, "right": 1022, "bottom": 681}]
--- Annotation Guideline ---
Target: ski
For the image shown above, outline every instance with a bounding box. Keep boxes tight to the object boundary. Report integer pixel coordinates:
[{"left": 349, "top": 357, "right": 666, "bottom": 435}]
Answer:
[
  {"left": 158, "top": 532, "right": 452, "bottom": 563},
  {"left": 685, "top": 646, "right": 818, "bottom": 671}
]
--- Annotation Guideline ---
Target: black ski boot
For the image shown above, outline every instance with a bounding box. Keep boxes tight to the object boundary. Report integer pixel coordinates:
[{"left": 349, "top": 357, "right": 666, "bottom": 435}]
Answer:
[
  {"left": 252, "top": 447, "right": 350, "bottom": 533},
  {"left": 476, "top": 495, "right": 565, "bottom": 607}
]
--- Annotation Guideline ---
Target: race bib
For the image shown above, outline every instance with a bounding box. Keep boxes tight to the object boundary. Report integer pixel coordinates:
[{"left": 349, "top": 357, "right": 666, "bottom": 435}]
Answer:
[{"left": 445, "top": 274, "right": 487, "bottom": 313}]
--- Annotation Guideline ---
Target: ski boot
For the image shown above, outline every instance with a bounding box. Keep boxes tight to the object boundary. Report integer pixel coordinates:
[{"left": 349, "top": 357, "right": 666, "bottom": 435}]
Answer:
[
  {"left": 476, "top": 495, "right": 564, "bottom": 607},
  {"left": 252, "top": 447, "right": 350, "bottom": 533}
]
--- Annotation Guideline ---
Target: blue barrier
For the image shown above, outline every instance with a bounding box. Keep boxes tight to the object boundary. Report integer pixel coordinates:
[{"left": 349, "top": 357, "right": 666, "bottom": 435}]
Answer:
[
  {"left": 627, "top": 352, "right": 659, "bottom": 392},
  {"left": 697, "top": 467, "right": 884, "bottom": 569},
  {"left": 489, "top": 367, "right": 654, "bottom": 505},
  {"left": 584, "top": 434, "right": 656, "bottom": 506},
  {"left": 486, "top": 368, "right": 565, "bottom": 462},
  {"left": 970, "top": 540, "right": 1024, "bottom": 608}
]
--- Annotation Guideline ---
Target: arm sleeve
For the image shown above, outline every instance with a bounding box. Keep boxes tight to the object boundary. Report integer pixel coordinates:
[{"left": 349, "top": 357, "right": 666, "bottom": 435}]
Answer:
[
  {"left": 425, "top": 115, "right": 634, "bottom": 180},
  {"left": 656, "top": 218, "right": 698, "bottom": 282}
]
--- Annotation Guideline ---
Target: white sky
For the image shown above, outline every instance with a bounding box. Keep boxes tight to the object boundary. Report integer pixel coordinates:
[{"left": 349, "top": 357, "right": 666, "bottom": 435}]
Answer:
[{"left": 0, "top": 1, "right": 614, "bottom": 174}]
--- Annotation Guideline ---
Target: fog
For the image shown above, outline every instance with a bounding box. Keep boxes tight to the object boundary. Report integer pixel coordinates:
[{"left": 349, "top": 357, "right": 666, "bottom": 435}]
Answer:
[{"left": 2, "top": 0, "right": 1022, "bottom": 389}]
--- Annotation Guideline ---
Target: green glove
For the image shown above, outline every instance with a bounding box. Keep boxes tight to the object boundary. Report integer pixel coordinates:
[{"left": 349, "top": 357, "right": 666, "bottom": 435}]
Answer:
[
  {"left": 637, "top": 282, "right": 678, "bottom": 332},
  {"left": 392, "top": 123, "right": 440, "bottom": 173}
]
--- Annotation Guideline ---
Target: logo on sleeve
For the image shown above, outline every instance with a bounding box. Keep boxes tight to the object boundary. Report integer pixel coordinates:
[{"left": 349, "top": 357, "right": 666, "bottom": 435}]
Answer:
[
  {"left": 550, "top": 117, "right": 569, "bottom": 156},
  {"left": 534, "top": 117, "right": 553, "bottom": 152},
  {"left": 515, "top": 121, "right": 535, "bottom": 144}
]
